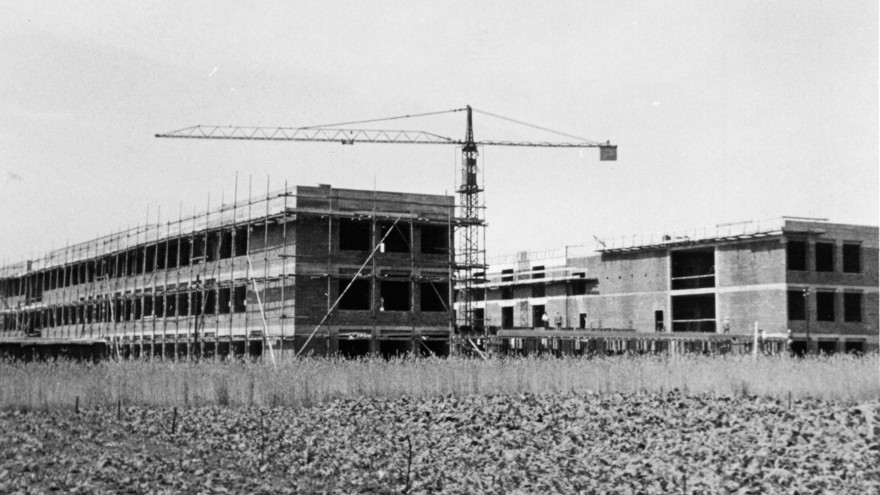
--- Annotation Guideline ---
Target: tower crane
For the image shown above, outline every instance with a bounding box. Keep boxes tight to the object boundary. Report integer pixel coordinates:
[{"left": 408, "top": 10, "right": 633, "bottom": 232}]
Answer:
[{"left": 156, "top": 106, "right": 616, "bottom": 337}]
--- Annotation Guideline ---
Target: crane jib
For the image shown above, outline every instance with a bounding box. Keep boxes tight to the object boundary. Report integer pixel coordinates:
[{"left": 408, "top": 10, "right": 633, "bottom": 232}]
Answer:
[{"left": 155, "top": 129, "right": 616, "bottom": 158}]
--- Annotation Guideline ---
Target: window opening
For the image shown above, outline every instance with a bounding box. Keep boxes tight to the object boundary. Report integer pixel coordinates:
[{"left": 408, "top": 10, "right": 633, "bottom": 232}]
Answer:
[
  {"left": 787, "top": 240, "right": 807, "bottom": 271},
  {"left": 339, "top": 279, "right": 371, "bottom": 310},
  {"left": 671, "top": 249, "right": 715, "bottom": 289},
  {"left": 816, "top": 291, "right": 835, "bottom": 321},
  {"left": 339, "top": 218, "right": 371, "bottom": 251},
  {"left": 233, "top": 285, "right": 247, "bottom": 313},
  {"left": 233, "top": 226, "right": 249, "bottom": 257},
  {"left": 192, "top": 235, "right": 206, "bottom": 262},
  {"left": 177, "top": 292, "right": 189, "bottom": 316},
  {"left": 473, "top": 308, "right": 485, "bottom": 331},
  {"left": 501, "top": 286, "right": 513, "bottom": 300},
  {"left": 531, "top": 284, "right": 545, "bottom": 298},
  {"left": 218, "top": 286, "right": 231, "bottom": 314},
  {"left": 204, "top": 288, "right": 217, "bottom": 315},
  {"left": 113, "top": 299, "right": 122, "bottom": 323},
  {"left": 145, "top": 244, "right": 157, "bottom": 273},
  {"left": 501, "top": 306, "right": 514, "bottom": 329},
  {"left": 220, "top": 230, "right": 233, "bottom": 259},
  {"left": 844, "top": 340, "right": 865, "bottom": 354},
  {"left": 817, "top": 340, "right": 837, "bottom": 355},
  {"left": 420, "top": 282, "right": 449, "bottom": 312},
  {"left": 655, "top": 310, "right": 664, "bottom": 331},
  {"left": 154, "top": 293, "right": 164, "bottom": 317},
  {"left": 380, "top": 280, "right": 410, "bottom": 311},
  {"left": 532, "top": 304, "right": 546, "bottom": 328},
  {"left": 166, "top": 239, "right": 179, "bottom": 269},
  {"left": 842, "top": 244, "right": 860, "bottom": 273},
  {"left": 192, "top": 291, "right": 203, "bottom": 317},
  {"left": 178, "top": 238, "right": 192, "bottom": 266},
  {"left": 380, "top": 222, "right": 410, "bottom": 253},
  {"left": 671, "top": 294, "right": 716, "bottom": 332},
  {"left": 143, "top": 293, "right": 153, "bottom": 317},
  {"left": 787, "top": 290, "right": 806, "bottom": 320},
  {"left": 135, "top": 248, "right": 145, "bottom": 275},
  {"left": 420, "top": 225, "right": 449, "bottom": 254},
  {"left": 815, "top": 242, "right": 834, "bottom": 272},
  {"left": 844, "top": 292, "right": 861, "bottom": 322},
  {"left": 206, "top": 230, "right": 220, "bottom": 262},
  {"left": 165, "top": 293, "right": 176, "bottom": 317}
]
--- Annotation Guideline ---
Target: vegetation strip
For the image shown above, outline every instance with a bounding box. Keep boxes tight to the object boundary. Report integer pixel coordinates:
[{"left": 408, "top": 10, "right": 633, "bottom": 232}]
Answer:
[{"left": 0, "top": 393, "right": 877, "bottom": 493}]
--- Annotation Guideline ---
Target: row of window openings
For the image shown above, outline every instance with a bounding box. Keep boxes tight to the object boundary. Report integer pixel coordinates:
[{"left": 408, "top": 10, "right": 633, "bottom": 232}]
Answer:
[
  {"left": 0, "top": 226, "right": 251, "bottom": 297},
  {"left": 787, "top": 290, "right": 862, "bottom": 322},
  {"left": 338, "top": 280, "right": 449, "bottom": 312},
  {"left": 499, "top": 266, "right": 549, "bottom": 283},
  {"left": 497, "top": 280, "right": 589, "bottom": 300},
  {"left": 339, "top": 220, "right": 449, "bottom": 255},
  {"left": 787, "top": 241, "right": 861, "bottom": 273},
  {"left": 1, "top": 286, "right": 248, "bottom": 331},
  {"left": 1, "top": 221, "right": 450, "bottom": 298}
]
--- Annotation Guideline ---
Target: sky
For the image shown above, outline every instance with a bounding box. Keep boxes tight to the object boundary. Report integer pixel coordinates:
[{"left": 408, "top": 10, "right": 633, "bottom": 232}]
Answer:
[{"left": 1, "top": 1, "right": 877, "bottom": 264}]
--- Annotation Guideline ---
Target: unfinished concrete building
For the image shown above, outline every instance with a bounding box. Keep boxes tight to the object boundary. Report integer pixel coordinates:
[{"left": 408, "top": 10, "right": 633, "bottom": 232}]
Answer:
[
  {"left": 474, "top": 218, "right": 878, "bottom": 355},
  {"left": 0, "top": 184, "right": 455, "bottom": 359}
]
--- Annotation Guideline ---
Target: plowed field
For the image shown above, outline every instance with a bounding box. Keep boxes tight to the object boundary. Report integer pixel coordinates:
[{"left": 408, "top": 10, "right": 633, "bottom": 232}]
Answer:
[{"left": 2, "top": 392, "right": 877, "bottom": 494}]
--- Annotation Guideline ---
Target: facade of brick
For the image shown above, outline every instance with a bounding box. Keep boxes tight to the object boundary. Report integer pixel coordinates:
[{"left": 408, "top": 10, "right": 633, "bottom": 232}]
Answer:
[{"left": 475, "top": 219, "right": 878, "bottom": 353}]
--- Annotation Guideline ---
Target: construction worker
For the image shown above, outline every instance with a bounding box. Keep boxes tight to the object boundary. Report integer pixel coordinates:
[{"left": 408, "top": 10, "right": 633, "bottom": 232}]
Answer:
[
  {"left": 554, "top": 313, "right": 563, "bottom": 330},
  {"left": 541, "top": 311, "right": 550, "bottom": 329}
]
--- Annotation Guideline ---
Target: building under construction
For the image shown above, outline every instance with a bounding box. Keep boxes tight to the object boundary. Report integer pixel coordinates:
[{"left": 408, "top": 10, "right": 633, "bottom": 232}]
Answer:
[
  {"left": 0, "top": 184, "right": 457, "bottom": 359},
  {"left": 475, "top": 218, "right": 878, "bottom": 356}
]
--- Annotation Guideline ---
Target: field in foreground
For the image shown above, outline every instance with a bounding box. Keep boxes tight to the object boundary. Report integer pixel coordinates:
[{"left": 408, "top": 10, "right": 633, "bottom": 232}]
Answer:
[
  {"left": 1, "top": 392, "right": 878, "bottom": 494},
  {"left": 0, "top": 353, "right": 878, "bottom": 410}
]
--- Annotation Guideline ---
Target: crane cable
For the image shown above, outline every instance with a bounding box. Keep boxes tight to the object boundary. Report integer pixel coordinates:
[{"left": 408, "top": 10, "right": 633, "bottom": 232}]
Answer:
[
  {"left": 299, "top": 108, "right": 468, "bottom": 129},
  {"left": 471, "top": 108, "right": 601, "bottom": 145}
]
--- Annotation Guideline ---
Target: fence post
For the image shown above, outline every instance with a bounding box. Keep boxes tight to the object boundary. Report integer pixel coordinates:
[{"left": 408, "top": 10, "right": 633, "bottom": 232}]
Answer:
[{"left": 752, "top": 322, "right": 759, "bottom": 360}]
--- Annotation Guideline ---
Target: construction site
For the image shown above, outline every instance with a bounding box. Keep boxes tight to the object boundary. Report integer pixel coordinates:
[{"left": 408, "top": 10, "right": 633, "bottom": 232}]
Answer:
[
  {"left": 1, "top": 106, "right": 876, "bottom": 359},
  {"left": 0, "top": 106, "right": 619, "bottom": 359}
]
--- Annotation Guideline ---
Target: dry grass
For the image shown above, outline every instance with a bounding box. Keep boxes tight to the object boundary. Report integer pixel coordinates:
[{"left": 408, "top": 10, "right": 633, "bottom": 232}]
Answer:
[{"left": 0, "top": 353, "right": 876, "bottom": 410}]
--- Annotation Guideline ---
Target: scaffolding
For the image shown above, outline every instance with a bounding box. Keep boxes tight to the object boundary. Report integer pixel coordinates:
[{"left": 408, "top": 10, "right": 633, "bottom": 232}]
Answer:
[{"left": 0, "top": 183, "right": 461, "bottom": 359}]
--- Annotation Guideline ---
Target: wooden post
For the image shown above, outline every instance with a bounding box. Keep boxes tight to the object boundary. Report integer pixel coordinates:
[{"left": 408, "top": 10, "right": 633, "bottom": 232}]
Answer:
[
  {"left": 326, "top": 185, "right": 331, "bottom": 356},
  {"left": 244, "top": 176, "right": 252, "bottom": 359},
  {"left": 410, "top": 208, "right": 416, "bottom": 354},
  {"left": 280, "top": 180, "right": 289, "bottom": 360},
  {"left": 372, "top": 189, "right": 378, "bottom": 355},
  {"left": 229, "top": 173, "right": 239, "bottom": 360},
  {"left": 265, "top": 176, "right": 272, "bottom": 360},
  {"left": 752, "top": 321, "right": 759, "bottom": 360}
]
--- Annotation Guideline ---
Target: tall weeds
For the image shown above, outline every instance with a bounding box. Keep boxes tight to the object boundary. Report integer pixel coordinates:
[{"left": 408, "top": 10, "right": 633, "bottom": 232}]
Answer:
[{"left": 0, "top": 353, "right": 876, "bottom": 410}]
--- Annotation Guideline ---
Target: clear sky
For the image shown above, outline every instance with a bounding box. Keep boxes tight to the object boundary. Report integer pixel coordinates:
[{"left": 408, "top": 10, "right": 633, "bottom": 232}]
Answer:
[{"left": 1, "top": 1, "right": 877, "bottom": 263}]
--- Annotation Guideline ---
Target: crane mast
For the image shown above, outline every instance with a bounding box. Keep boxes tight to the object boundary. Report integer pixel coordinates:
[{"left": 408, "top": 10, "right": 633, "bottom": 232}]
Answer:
[{"left": 458, "top": 106, "right": 484, "bottom": 334}]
